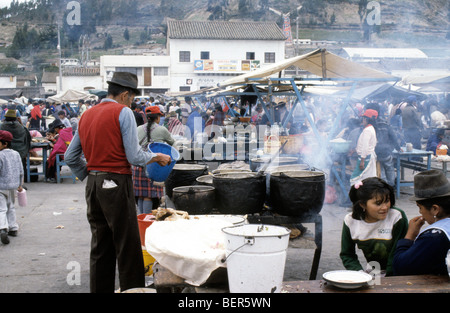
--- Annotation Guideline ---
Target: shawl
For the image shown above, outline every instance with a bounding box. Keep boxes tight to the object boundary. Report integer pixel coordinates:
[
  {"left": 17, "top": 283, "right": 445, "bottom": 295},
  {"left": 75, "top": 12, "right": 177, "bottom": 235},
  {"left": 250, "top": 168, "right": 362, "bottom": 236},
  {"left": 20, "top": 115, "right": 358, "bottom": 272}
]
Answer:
[
  {"left": 31, "top": 105, "right": 42, "bottom": 120},
  {"left": 47, "top": 127, "right": 73, "bottom": 168}
]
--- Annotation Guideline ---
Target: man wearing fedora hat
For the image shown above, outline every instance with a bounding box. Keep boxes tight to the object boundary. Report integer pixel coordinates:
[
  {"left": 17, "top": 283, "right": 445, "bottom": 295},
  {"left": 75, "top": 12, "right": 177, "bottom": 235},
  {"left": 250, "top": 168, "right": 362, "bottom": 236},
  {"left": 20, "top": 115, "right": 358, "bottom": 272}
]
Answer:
[
  {"left": 393, "top": 169, "right": 450, "bottom": 276},
  {"left": 65, "top": 71, "right": 171, "bottom": 293}
]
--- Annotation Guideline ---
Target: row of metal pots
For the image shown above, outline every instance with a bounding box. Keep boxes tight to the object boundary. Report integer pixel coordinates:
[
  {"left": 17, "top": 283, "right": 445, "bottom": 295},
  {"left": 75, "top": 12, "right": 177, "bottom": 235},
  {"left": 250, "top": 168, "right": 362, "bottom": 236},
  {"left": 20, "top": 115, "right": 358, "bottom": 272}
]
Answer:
[{"left": 169, "top": 164, "right": 326, "bottom": 218}]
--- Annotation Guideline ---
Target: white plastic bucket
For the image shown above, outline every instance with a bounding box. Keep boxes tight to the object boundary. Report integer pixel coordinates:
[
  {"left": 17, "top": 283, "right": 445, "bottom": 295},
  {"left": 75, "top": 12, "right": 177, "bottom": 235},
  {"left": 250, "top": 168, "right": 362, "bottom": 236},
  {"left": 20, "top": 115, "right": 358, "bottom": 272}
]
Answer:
[{"left": 222, "top": 224, "right": 290, "bottom": 293}]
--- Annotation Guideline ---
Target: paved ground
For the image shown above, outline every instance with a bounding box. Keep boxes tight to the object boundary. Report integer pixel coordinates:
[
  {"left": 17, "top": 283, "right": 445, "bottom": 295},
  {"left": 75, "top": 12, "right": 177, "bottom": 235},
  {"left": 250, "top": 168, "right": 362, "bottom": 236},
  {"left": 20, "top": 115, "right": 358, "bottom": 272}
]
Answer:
[{"left": 0, "top": 166, "right": 421, "bottom": 293}]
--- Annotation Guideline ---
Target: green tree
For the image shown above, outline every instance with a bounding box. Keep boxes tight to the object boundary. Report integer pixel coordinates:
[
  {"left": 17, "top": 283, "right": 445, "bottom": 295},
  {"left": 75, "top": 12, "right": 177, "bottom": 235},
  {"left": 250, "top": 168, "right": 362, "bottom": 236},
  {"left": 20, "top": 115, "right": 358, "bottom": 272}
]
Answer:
[
  {"left": 104, "top": 34, "right": 113, "bottom": 50},
  {"left": 124, "top": 28, "right": 130, "bottom": 41}
]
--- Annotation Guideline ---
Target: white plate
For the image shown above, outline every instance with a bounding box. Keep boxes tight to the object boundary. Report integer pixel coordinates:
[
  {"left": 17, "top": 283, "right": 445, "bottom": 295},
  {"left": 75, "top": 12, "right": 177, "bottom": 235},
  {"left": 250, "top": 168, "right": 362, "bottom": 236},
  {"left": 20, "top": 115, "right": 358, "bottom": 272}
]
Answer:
[{"left": 322, "top": 270, "right": 373, "bottom": 289}]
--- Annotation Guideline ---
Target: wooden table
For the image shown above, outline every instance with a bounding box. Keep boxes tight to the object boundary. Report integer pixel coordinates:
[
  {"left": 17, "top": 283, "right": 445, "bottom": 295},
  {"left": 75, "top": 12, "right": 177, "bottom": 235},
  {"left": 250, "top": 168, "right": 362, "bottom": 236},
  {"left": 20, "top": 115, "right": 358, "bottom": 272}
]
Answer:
[
  {"left": 431, "top": 158, "right": 450, "bottom": 176},
  {"left": 282, "top": 275, "right": 449, "bottom": 293}
]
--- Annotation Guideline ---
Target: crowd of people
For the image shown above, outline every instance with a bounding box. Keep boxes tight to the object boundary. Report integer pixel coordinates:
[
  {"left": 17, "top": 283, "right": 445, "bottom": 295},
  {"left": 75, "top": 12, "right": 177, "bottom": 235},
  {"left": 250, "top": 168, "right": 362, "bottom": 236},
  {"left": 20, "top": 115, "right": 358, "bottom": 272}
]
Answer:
[{"left": 0, "top": 77, "right": 449, "bottom": 291}]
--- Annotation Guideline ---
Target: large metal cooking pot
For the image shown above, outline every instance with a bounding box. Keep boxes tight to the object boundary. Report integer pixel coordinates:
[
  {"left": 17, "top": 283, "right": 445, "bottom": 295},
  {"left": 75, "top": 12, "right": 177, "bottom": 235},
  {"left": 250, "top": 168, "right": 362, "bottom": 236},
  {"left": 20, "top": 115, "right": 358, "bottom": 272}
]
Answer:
[
  {"left": 171, "top": 185, "right": 216, "bottom": 215},
  {"left": 196, "top": 175, "right": 213, "bottom": 186},
  {"left": 213, "top": 172, "right": 266, "bottom": 215},
  {"left": 165, "top": 164, "right": 208, "bottom": 198},
  {"left": 269, "top": 170, "right": 325, "bottom": 217},
  {"left": 249, "top": 156, "right": 299, "bottom": 172}
]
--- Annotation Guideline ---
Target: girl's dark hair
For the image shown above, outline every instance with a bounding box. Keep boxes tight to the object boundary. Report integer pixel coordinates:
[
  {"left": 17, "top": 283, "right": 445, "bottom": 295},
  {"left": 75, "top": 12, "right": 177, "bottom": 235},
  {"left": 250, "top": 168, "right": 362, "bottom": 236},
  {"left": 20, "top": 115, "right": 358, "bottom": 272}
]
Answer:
[
  {"left": 416, "top": 196, "right": 450, "bottom": 217},
  {"left": 348, "top": 177, "right": 395, "bottom": 220},
  {"left": 146, "top": 116, "right": 159, "bottom": 144}
]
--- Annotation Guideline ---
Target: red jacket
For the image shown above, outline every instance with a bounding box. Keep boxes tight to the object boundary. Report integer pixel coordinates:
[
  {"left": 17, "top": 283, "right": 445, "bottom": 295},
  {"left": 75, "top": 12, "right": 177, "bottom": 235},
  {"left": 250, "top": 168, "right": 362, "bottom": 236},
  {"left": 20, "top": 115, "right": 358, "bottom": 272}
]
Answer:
[{"left": 78, "top": 101, "right": 131, "bottom": 174}]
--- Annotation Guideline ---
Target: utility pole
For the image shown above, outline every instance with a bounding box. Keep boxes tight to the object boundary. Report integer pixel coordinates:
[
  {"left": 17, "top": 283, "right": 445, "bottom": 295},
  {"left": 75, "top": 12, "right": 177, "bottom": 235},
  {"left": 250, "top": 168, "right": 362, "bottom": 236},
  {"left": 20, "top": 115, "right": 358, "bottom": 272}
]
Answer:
[{"left": 57, "top": 23, "right": 63, "bottom": 92}]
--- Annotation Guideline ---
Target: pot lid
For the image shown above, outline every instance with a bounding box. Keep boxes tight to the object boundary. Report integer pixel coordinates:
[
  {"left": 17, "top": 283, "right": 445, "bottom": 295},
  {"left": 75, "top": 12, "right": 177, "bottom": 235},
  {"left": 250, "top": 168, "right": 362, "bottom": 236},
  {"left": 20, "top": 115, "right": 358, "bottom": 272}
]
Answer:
[
  {"left": 173, "top": 164, "right": 207, "bottom": 171},
  {"left": 172, "top": 185, "right": 215, "bottom": 193}
]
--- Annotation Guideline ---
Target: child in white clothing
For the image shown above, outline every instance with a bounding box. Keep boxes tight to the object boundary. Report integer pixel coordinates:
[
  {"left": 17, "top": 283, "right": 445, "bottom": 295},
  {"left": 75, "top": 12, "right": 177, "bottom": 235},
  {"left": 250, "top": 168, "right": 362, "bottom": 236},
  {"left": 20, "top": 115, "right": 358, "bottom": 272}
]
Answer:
[{"left": 0, "top": 130, "right": 24, "bottom": 244}]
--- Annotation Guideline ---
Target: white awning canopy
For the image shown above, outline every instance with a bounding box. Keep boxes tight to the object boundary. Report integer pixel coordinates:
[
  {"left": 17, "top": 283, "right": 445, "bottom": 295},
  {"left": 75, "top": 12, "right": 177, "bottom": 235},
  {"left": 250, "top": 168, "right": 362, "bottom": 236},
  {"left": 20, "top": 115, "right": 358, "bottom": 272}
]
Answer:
[
  {"left": 218, "top": 49, "right": 397, "bottom": 88},
  {"left": 47, "top": 89, "right": 97, "bottom": 103}
]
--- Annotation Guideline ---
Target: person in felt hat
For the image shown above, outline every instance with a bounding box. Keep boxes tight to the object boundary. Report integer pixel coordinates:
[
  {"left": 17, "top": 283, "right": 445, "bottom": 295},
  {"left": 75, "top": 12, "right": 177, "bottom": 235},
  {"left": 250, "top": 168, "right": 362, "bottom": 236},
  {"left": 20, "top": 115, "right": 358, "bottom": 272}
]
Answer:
[
  {"left": 132, "top": 105, "right": 176, "bottom": 214},
  {"left": 393, "top": 170, "right": 450, "bottom": 276},
  {"left": 64, "top": 71, "right": 171, "bottom": 293},
  {"left": 44, "top": 119, "right": 73, "bottom": 183},
  {"left": 0, "top": 130, "right": 24, "bottom": 244},
  {"left": 0, "top": 109, "right": 31, "bottom": 178},
  {"left": 350, "top": 109, "right": 378, "bottom": 185}
]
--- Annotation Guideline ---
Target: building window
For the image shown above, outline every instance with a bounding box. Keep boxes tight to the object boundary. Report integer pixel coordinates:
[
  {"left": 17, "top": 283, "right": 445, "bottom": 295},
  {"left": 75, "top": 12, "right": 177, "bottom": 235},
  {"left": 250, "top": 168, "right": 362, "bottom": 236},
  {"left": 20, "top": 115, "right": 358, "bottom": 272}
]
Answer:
[
  {"left": 264, "top": 52, "right": 276, "bottom": 63},
  {"left": 179, "top": 86, "right": 191, "bottom": 92},
  {"left": 246, "top": 52, "right": 255, "bottom": 60},
  {"left": 179, "top": 51, "right": 191, "bottom": 62},
  {"left": 200, "top": 51, "right": 210, "bottom": 60},
  {"left": 115, "top": 67, "right": 141, "bottom": 76},
  {"left": 154, "top": 67, "right": 169, "bottom": 76}
]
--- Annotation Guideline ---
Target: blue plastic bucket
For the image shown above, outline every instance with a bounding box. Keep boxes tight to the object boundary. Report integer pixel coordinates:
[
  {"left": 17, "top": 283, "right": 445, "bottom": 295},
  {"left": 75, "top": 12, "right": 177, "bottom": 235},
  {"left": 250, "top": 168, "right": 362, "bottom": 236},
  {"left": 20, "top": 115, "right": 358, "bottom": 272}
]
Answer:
[{"left": 146, "top": 142, "right": 180, "bottom": 182}]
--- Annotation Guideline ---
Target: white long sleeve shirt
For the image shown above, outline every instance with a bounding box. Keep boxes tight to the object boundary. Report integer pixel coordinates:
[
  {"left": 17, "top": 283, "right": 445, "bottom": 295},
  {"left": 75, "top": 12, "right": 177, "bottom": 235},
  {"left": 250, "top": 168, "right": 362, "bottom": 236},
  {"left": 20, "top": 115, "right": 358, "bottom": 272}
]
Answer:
[{"left": 356, "top": 125, "right": 377, "bottom": 158}]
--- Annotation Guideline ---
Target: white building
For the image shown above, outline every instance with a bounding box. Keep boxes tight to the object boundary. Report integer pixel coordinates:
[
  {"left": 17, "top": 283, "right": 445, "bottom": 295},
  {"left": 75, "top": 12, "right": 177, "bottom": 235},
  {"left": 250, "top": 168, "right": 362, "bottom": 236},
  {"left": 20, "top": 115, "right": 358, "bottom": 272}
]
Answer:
[
  {"left": 166, "top": 20, "right": 286, "bottom": 92},
  {"left": 0, "top": 74, "right": 17, "bottom": 89},
  {"left": 56, "top": 67, "right": 103, "bottom": 93},
  {"left": 100, "top": 54, "right": 171, "bottom": 94}
]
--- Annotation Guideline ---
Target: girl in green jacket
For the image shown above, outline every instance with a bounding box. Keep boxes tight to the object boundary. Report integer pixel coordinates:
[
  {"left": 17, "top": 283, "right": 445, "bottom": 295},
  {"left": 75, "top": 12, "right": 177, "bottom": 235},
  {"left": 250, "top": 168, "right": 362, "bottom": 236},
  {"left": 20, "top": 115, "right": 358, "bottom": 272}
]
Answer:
[{"left": 340, "top": 177, "right": 408, "bottom": 276}]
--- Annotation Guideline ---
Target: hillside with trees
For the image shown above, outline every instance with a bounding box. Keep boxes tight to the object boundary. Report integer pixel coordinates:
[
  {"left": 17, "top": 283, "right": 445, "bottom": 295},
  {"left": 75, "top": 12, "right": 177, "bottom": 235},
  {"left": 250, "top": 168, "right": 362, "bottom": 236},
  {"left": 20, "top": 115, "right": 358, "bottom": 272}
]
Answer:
[{"left": 0, "top": 0, "right": 448, "bottom": 79}]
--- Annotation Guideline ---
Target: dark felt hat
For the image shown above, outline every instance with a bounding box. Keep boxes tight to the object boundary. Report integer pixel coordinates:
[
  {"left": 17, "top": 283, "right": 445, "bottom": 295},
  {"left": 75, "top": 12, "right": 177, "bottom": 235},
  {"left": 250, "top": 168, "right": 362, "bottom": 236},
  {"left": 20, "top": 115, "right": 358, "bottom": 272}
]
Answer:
[
  {"left": 48, "top": 118, "right": 65, "bottom": 130},
  {"left": 410, "top": 169, "right": 450, "bottom": 201},
  {"left": 107, "top": 72, "right": 141, "bottom": 96}
]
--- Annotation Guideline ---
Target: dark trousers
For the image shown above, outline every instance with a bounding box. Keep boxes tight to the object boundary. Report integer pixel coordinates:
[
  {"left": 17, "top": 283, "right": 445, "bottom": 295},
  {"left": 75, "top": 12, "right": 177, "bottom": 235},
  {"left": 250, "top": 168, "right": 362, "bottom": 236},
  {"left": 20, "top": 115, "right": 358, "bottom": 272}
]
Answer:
[{"left": 85, "top": 173, "right": 144, "bottom": 293}]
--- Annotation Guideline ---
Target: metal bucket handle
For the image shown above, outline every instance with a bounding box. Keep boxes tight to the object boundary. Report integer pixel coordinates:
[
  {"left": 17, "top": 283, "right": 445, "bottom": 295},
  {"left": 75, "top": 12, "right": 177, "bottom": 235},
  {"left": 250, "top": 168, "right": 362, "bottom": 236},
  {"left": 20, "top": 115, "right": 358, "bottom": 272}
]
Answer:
[{"left": 221, "top": 236, "right": 255, "bottom": 264}]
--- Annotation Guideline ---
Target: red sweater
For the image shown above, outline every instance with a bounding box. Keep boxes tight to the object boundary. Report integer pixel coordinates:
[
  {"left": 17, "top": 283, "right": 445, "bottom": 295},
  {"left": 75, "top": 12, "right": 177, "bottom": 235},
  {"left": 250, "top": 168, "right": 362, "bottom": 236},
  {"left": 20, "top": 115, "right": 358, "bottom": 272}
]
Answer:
[{"left": 78, "top": 101, "right": 131, "bottom": 174}]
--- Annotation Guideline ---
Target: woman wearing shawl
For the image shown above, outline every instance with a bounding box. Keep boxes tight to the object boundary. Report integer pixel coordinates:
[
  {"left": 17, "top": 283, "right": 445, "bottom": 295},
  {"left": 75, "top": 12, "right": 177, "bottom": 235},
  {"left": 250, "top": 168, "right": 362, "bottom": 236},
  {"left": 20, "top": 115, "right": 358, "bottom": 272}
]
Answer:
[
  {"left": 165, "top": 106, "right": 184, "bottom": 136},
  {"left": 28, "top": 102, "right": 43, "bottom": 130},
  {"left": 45, "top": 119, "right": 73, "bottom": 182}
]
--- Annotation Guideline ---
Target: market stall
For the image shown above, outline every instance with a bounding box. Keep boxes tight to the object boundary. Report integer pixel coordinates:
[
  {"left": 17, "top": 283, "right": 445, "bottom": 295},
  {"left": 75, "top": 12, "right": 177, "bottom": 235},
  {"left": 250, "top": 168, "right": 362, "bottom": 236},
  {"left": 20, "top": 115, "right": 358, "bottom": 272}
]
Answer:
[
  {"left": 46, "top": 89, "right": 97, "bottom": 104},
  {"left": 141, "top": 50, "right": 404, "bottom": 292},
  {"left": 205, "top": 49, "right": 399, "bottom": 200}
]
